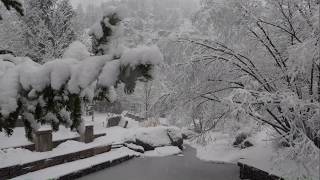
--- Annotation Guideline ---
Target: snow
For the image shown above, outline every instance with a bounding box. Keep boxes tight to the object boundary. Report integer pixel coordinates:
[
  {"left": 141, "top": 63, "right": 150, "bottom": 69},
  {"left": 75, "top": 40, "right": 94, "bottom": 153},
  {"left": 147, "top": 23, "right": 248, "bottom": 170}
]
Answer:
[
  {"left": 0, "top": 38, "right": 163, "bottom": 125},
  {"left": 63, "top": 41, "right": 91, "bottom": 61},
  {"left": 0, "top": 113, "right": 184, "bottom": 173},
  {"left": 0, "top": 126, "right": 78, "bottom": 149},
  {"left": 19, "top": 60, "right": 50, "bottom": 91},
  {"left": 144, "top": 146, "right": 182, "bottom": 157},
  {"left": 0, "top": 140, "right": 111, "bottom": 168},
  {"left": 118, "top": 116, "right": 140, "bottom": 129},
  {"left": 98, "top": 60, "right": 120, "bottom": 87},
  {"left": 37, "top": 125, "right": 52, "bottom": 131},
  {"left": 130, "top": 127, "right": 172, "bottom": 147},
  {"left": 67, "top": 55, "right": 111, "bottom": 93},
  {"left": 102, "top": 6, "right": 126, "bottom": 20},
  {"left": 0, "top": 58, "right": 15, "bottom": 77},
  {"left": 44, "top": 60, "right": 72, "bottom": 90},
  {"left": 12, "top": 147, "right": 138, "bottom": 180},
  {"left": 188, "top": 129, "right": 320, "bottom": 180},
  {"left": 0, "top": 40, "right": 163, "bottom": 134},
  {"left": 124, "top": 143, "right": 144, "bottom": 152},
  {"left": 88, "top": 21, "right": 104, "bottom": 39},
  {"left": 167, "top": 127, "right": 183, "bottom": 143},
  {"left": 0, "top": 66, "right": 20, "bottom": 116},
  {"left": 120, "top": 45, "right": 163, "bottom": 67},
  {"left": 159, "top": 118, "right": 169, "bottom": 126}
]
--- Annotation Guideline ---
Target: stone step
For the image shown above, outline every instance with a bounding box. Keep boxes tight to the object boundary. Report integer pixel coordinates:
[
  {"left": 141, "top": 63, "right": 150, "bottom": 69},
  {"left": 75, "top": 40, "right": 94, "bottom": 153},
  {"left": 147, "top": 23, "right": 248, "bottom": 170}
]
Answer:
[
  {"left": 0, "top": 144, "right": 111, "bottom": 180},
  {"left": 238, "top": 162, "right": 284, "bottom": 180},
  {"left": 12, "top": 148, "right": 137, "bottom": 180}
]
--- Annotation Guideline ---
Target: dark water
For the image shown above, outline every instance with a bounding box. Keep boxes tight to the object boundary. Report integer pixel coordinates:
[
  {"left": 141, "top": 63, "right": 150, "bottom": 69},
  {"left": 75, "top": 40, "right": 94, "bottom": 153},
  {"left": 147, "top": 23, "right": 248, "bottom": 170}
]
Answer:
[{"left": 79, "top": 145, "right": 241, "bottom": 180}]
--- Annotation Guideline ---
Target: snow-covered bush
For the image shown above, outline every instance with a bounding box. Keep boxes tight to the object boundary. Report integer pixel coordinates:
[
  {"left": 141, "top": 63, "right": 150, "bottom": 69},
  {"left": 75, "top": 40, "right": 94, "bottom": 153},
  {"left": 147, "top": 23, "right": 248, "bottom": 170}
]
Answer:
[
  {"left": 141, "top": 117, "right": 160, "bottom": 127},
  {"left": 182, "top": 0, "right": 319, "bottom": 177}
]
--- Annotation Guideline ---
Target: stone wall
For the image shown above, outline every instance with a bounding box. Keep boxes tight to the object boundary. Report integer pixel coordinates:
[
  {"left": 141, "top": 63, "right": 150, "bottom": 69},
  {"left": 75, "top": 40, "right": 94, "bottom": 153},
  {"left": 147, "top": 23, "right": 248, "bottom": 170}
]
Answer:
[
  {"left": 1, "top": 133, "right": 106, "bottom": 152},
  {"left": 0, "top": 145, "right": 111, "bottom": 180},
  {"left": 238, "top": 162, "right": 283, "bottom": 180},
  {"left": 58, "top": 155, "right": 135, "bottom": 180},
  {"left": 34, "top": 130, "right": 53, "bottom": 152}
]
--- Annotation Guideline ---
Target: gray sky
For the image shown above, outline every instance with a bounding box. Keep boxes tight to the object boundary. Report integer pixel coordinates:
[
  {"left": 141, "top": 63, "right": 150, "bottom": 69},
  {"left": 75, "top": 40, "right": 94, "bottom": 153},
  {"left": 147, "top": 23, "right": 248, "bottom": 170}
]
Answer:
[{"left": 70, "top": 0, "right": 110, "bottom": 8}]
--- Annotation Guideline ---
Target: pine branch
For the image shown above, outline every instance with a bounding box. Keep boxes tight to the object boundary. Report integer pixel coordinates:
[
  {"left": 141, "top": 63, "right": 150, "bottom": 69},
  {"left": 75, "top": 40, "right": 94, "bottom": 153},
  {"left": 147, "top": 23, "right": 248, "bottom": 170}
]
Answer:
[{"left": 1, "top": 0, "right": 24, "bottom": 16}]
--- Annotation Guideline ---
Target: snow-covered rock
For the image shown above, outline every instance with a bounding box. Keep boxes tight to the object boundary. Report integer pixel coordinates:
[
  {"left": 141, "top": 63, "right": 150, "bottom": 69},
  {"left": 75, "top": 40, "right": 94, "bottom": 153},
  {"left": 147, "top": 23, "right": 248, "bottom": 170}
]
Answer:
[
  {"left": 167, "top": 127, "right": 183, "bottom": 149},
  {"left": 233, "top": 132, "right": 253, "bottom": 149},
  {"left": 125, "top": 126, "right": 184, "bottom": 151},
  {"left": 144, "top": 146, "right": 182, "bottom": 157},
  {"left": 124, "top": 143, "right": 144, "bottom": 153},
  {"left": 107, "top": 116, "right": 121, "bottom": 127},
  {"left": 181, "top": 128, "right": 196, "bottom": 139}
]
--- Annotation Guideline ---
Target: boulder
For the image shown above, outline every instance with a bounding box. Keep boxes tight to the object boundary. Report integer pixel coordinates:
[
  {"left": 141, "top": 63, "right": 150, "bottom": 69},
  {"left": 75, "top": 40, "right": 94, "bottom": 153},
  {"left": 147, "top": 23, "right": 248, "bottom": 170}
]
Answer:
[
  {"left": 125, "top": 126, "right": 184, "bottom": 151},
  {"left": 167, "top": 127, "right": 183, "bottom": 149},
  {"left": 241, "top": 141, "right": 253, "bottom": 149},
  {"left": 124, "top": 143, "right": 145, "bottom": 153},
  {"left": 233, "top": 132, "right": 254, "bottom": 149},
  {"left": 181, "top": 128, "right": 196, "bottom": 139},
  {"left": 233, "top": 132, "right": 249, "bottom": 147},
  {"left": 107, "top": 116, "right": 121, "bottom": 127}
]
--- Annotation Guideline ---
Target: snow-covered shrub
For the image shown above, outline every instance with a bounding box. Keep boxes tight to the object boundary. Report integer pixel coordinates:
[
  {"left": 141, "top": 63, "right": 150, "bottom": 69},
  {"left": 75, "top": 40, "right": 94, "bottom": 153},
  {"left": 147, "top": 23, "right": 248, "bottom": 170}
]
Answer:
[
  {"left": 233, "top": 132, "right": 250, "bottom": 147},
  {"left": 141, "top": 117, "right": 160, "bottom": 127},
  {"left": 184, "top": 0, "right": 319, "bottom": 177}
]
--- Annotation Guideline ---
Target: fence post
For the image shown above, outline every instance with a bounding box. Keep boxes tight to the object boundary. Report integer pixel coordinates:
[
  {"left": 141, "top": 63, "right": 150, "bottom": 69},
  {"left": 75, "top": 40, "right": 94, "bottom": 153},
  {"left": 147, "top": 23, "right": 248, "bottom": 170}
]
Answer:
[
  {"left": 80, "top": 125, "right": 94, "bottom": 143},
  {"left": 34, "top": 129, "right": 53, "bottom": 152}
]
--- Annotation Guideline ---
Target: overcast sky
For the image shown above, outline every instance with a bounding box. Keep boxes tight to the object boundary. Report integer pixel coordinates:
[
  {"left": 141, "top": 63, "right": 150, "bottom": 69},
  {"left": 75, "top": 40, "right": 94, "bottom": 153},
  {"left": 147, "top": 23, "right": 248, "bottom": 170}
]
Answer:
[{"left": 70, "top": 0, "right": 111, "bottom": 8}]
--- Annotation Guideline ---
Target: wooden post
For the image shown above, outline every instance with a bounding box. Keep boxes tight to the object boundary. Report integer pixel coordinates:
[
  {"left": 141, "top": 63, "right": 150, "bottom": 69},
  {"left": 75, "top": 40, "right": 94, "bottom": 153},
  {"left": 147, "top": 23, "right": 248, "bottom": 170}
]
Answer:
[
  {"left": 123, "top": 121, "right": 128, "bottom": 128},
  {"left": 34, "top": 129, "right": 53, "bottom": 152},
  {"left": 80, "top": 125, "right": 94, "bottom": 143}
]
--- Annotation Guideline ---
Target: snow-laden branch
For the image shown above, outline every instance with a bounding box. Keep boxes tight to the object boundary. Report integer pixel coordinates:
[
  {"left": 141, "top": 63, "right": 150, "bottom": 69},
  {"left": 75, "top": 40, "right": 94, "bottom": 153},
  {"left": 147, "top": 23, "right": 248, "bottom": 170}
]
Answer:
[{"left": 0, "top": 41, "right": 163, "bottom": 137}]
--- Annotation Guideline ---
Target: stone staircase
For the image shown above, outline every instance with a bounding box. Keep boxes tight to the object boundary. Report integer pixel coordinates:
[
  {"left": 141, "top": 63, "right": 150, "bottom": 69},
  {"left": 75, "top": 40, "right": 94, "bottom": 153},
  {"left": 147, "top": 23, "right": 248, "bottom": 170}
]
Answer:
[
  {"left": 0, "top": 145, "right": 112, "bottom": 180},
  {"left": 10, "top": 147, "right": 136, "bottom": 180}
]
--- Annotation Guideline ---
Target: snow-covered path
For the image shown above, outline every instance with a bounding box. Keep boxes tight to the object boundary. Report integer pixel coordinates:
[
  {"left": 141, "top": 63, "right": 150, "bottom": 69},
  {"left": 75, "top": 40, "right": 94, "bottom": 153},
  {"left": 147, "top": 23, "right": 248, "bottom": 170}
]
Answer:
[{"left": 78, "top": 145, "right": 240, "bottom": 180}]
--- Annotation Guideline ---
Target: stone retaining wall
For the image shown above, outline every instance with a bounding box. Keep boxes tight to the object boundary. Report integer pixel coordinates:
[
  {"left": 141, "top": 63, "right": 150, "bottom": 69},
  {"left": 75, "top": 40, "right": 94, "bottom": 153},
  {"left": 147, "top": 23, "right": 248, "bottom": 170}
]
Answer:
[
  {"left": 1, "top": 133, "right": 106, "bottom": 151},
  {"left": 58, "top": 155, "right": 135, "bottom": 180},
  {"left": 0, "top": 145, "right": 111, "bottom": 180},
  {"left": 238, "top": 162, "right": 284, "bottom": 180}
]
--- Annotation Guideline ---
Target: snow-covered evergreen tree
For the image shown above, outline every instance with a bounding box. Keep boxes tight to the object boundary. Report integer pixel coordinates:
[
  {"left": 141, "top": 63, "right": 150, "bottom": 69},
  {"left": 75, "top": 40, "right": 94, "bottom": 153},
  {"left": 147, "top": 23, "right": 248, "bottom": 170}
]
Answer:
[
  {"left": 21, "top": 0, "right": 76, "bottom": 63},
  {"left": 0, "top": 0, "right": 23, "bottom": 20},
  {"left": 0, "top": 9, "right": 163, "bottom": 141}
]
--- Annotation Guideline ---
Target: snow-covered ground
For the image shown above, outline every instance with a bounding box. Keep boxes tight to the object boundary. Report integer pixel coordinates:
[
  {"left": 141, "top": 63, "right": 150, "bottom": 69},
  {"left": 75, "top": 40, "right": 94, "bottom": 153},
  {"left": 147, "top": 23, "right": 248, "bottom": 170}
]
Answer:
[
  {"left": 144, "top": 146, "right": 182, "bottom": 157},
  {"left": 0, "top": 126, "right": 78, "bottom": 149},
  {"left": 12, "top": 147, "right": 139, "bottom": 180},
  {"left": 187, "top": 129, "right": 320, "bottom": 180},
  {"left": 0, "top": 112, "right": 136, "bottom": 149},
  {"left": 0, "top": 140, "right": 112, "bottom": 168},
  {"left": 0, "top": 113, "right": 183, "bottom": 170}
]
